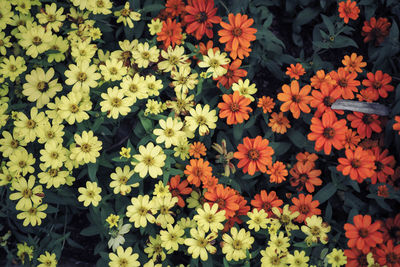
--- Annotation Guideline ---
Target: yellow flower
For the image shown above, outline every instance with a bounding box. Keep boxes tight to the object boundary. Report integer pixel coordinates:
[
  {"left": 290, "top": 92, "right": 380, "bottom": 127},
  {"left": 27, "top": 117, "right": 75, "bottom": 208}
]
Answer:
[
  {"left": 185, "top": 104, "right": 218, "bottom": 136},
  {"left": 0, "top": 31, "right": 12, "bottom": 55},
  {"left": 152, "top": 194, "right": 178, "bottom": 228},
  {"left": 126, "top": 195, "right": 155, "bottom": 228},
  {"left": 0, "top": 130, "right": 26, "bottom": 158},
  {"left": 37, "top": 251, "right": 57, "bottom": 267},
  {"left": 17, "top": 23, "right": 52, "bottom": 58},
  {"left": 198, "top": 49, "right": 230, "bottom": 78},
  {"left": 22, "top": 67, "right": 62, "bottom": 108},
  {"left": 106, "top": 214, "right": 120, "bottom": 229},
  {"left": 99, "top": 58, "right": 127, "bottom": 81},
  {"left": 158, "top": 45, "right": 189, "bottom": 73},
  {"left": 247, "top": 208, "right": 269, "bottom": 232},
  {"left": 120, "top": 73, "right": 148, "bottom": 102},
  {"left": 171, "top": 66, "right": 199, "bottom": 95},
  {"left": 70, "top": 130, "right": 102, "bottom": 164},
  {"left": 326, "top": 248, "right": 347, "bottom": 267},
  {"left": 39, "top": 140, "right": 67, "bottom": 169},
  {"left": 301, "top": 215, "right": 331, "bottom": 245},
  {"left": 36, "top": 121, "right": 65, "bottom": 144},
  {"left": 17, "top": 203, "right": 48, "bottom": 227},
  {"left": 65, "top": 60, "right": 101, "bottom": 92},
  {"left": 110, "top": 166, "right": 138, "bottom": 195},
  {"left": 132, "top": 42, "right": 160, "bottom": 68},
  {"left": 173, "top": 138, "right": 191, "bottom": 160},
  {"left": 153, "top": 117, "right": 185, "bottom": 148},
  {"left": 222, "top": 227, "right": 254, "bottom": 262},
  {"left": 119, "top": 147, "right": 131, "bottom": 159},
  {"left": 9, "top": 175, "right": 43, "bottom": 211},
  {"left": 260, "top": 247, "right": 287, "bottom": 267},
  {"left": 232, "top": 79, "right": 257, "bottom": 101},
  {"left": 166, "top": 91, "right": 195, "bottom": 116},
  {"left": 13, "top": 107, "right": 48, "bottom": 143},
  {"left": 184, "top": 228, "right": 217, "bottom": 261},
  {"left": 0, "top": 103, "right": 9, "bottom": 129},
  {"left": 7, "top": 148, "right": 36, "bottom": 176},
  {"left": 36, "top": 3, "right": 66, "bottom": 32},
  {"left": 132, "top": 142, "right": 166, "bottom": 178},
  {"left": 186, "top": 190, "right": 202, "bottom": 209},
  {"left": 114, "top": 2, "right": 141, "bottom": 28},
  {"left": 0, "top": 2, "right": 13, "bottom": 31},
  {"left": 58, "top": 91, "right": 92, "bottom": 125},
  {"left": 78, "top": 181, "right": 102, "bottom": 207},
  {"left": 287, "top": 250, "right": 309, "bottom": 267},
  {"left": 144, "top": 99, "right": 164, "bottom": 116},
  {"left": 0, "top": 166, "right": 14, "bottom": 186},
  {"left": 153, "top": 181, "right": 171, "bottom": 198},
  {"left": 145, "top": 75, "right": 163, "bottom": 97},
  {"left": 17, "top": 242, "right": 33, "bottom": 264},
  {"left": 87, "top": 0, "right": 113, "bottom": 15},
  {"left": 144, "top": 235, "right": 166, "bottom": 261},
  {"left": 38, "top": 164, "right": 68, "bottom": 189},
  {"left": 47, "top": 35, "right": 69, "bottom": 63},
  {"left": 148, "top": 18, "right": 163, "bottom": 35},
  {"left": 268, "top": 231, "right": 290, "bottom": 254},
  {"left": 0, "top": 55, "right": 27, "bottom": 82},
  {"left": 194, "top": 203, "right": 226, "bottom": 233},
  {"left": 160, "top": 224, "right": 185, "bottom": 251},
  {"left": 100, "top": 86, "right": 134, "bottom": 119},
  {"left": 108, "top": 246, "right": 140, "bottom": 267},
  {"left": 272, "top": 204, "right": 300, "bottom": 233}
]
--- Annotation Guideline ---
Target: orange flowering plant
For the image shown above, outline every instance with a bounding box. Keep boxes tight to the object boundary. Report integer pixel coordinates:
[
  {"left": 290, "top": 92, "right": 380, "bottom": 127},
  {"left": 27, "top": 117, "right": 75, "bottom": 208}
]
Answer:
[{"left": 1, "top": 0, "right": 400, "bottom": 266}]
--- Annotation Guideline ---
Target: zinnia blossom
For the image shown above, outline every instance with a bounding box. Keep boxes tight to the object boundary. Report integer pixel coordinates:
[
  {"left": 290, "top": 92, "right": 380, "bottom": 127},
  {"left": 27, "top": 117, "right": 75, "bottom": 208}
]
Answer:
[
  {"left": 362, "top": 17, "right": 391, "bottom": 46},
  {"left": 215, "top": 59, "right": 247, "bottom": 89},
  {"left": 277, "top": 80, "right": 312, "bottom": 119},
  {"left": 310, "top": 83, "right": 343, "bottom": 118},
  {"left": 380, "top": 214, "right": 400, "bottom": 244},
  {"left": 307, "top": 112, "right": 347, "bottom": 155},
  {"left": 251, "top": 190, "right": 283, "bottom": 217},
  {"left": 342, "top": 53, "right": 367, "bottom": 73},
  {"left": 157, "top": 18, "right": 183, "bottom": 48},
  {"left": 338, "top": 0, "right": 360, "bottom": 24},
  {"left": 218, "top": 13, "right": 257, "bottom": 59},
  {"left": 257, "top": 96, "right": 275, "bottom": 113},
  {"left": 168, "top": 175, "right": 192, "bottom": 207},
  {"left": 344, "top": 248, "right": 368, "bottom": 267},
  {"left": 290, "top": 194, "right": 321, "bottom": 223},
  {"left": 189, "top": 142, "right": 207, "bottom": 158},
  {"left": 289, "top": 162, "right": 322, "bottom": 193},
  {"left": 184, "top": 0, "right": 221, "bottom": 40},
  {"left": 330, "top": 67, "right": 360, "bottom": 100},
  {"left": 310, "top": 70, "right": 336, "bottom": 90},
  {"left": 375, "top": 240, "right": 400, "bottom": 267},
  {"left": 337, "top": 147, "right": 376, "bottom": 183},
  {"left": 233, "top": 136, "right": 274, "bottom": 175},
  {"left": 218, "top": 91, "right": 252, "bottom": 125},
  {"left": 268, "top": 112, "right": 291, "bottom": 134},
  {"left": 165, "top": 0, "right": 185, "bottom": 17},
  {"left": 370, "top": 147, "right": 395, "bottom": 184},
  {"left": 394, "top": 116, "right": 400, "bottom": 135},
  {"left": 362, "top": 71, "right": 394, "bottom": 100},
  {"left": 285, "top": 63, "right": 305, "bottom": 80},
  {"left": 347, "top": 112, "right": 382, "bottom": 139},
  {"left": 344, "top": 214, "right": 383, "bottom": 254},
  {"left": 184, "top": 158, "right": 213, "bottom": 187},
  {"left": 204, "top": 184, "right": 239, "bottom": 218},
  {"left": 267, "top": 161, "right": 288, "bottom": 184}
]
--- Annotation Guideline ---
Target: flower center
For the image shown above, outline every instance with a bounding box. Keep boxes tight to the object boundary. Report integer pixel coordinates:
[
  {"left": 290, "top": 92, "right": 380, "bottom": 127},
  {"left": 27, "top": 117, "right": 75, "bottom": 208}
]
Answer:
[
  {"left": 338, "top": 79, "right": 348, "bottom": 88},
  {"left": 358, "top": 228, "right": 369, "bottom": 238},
  {"left": 47, "top": 14, "right": 56, "bottom": 22},
  {"left": 121, "top": 8, "right": 130, "bottom": 17},
  {"left": 109, "top": 67, "right": 118, "bottom": 75},
  {"left": 375, "top": 161, "right": 383, "bottom": 172},
  {"left": 387, "top": 252, "right": 399, "bottom": 264},
  {"left": 361, "top": 114, "right": 374, "bottom": 125},
  {"left": 19, "top": 160, "right": 26, "bottom": 168},
  {"left": 32, "top": 36, "right": 42, "bottom": 46},
  {"left": 118, "top": 258, "right": 128, "bottom": 267},
  {"left": 22, "top": 188, "right": 32, "bottom": 198},
  {"left": 262, "top": 202, "right": 271, "bottom": 211},
  {"left": 291, "top": 95, "right": 301, "bottom": 103},
  {"left": 229, "top": 103, "right": 240, "bottom": 112},
  {"left": 129, "top": 84, "right": 138, "bottom": 92},
  {"left": 119, "top": 176, "right": 128, "bottom": 184},
  {"left": 111, "top": 97, "right": 122, "bottom": 107},
  {"left": 196, "top": 115, "right": 207, "bottom": 125},
  {"left": 323, "top": 96, "right": 334, "bottom": 107},
  {"left": 141, "top": 51, "right": 150, "bottom": 59},
  {"left": 247, "top": 149, "right": 259, "bottom": 160},
  {"left": 351, "top": 159, "right": 361, "bottom": 168},
  {"left": 70, "top": 104, "right": 79, "bottom": 113},
  {"left": 50, "top": 151, "right": 59, "bottom": 159},
  {"left": 9, "top": 65, "right": 17, "bottom": 72},
  {"left": 310, "top": 226, "right": 321, "bottom": 236},
  {"left": 164, "top": 128, "right": 174, "bottom": 137},
  {"left": 26, "top": 119, "right": 36, "bottom": 129},
  {"left": 344, "top": 6, "right": 352, "bottom": 14},
  {"left": 209, "top": 59, "right": 220, "bottom": 69},
  {"left": 299, "top": 204, "right": 310, "bottom": 214},
  {"left": 232, "top": 240, "right": 242, "bottom": 250},
  {"left": 49, "top": 169, "right": 58, "bottom": 177},
  {"left": 37, "top": 81, "right": 49, "bottom": 92},
  {"left": 232, "top": 27, "right": 242, "bottom": 37},
  {"left": 77, "top": 72, "right": 87, "bottom": 82},
  {"left": 47, "top": 131, "right": 55, "bottom": 139},
  {"left": 10, "top": 139, "right": 19, "bottom": 148},
  {"left": 168, "top": 55, "right": 179, "bottom": 65},
  {"left": 139, "top": 207, "right": 148, "bottom": 216},
  {"left": 196, "top": 11, "right": 208, "bottom": 23},
  {"left": 323, "top": 127, "right": 335, "bottom": 139},
  {"left": 80, "top": 143, "right": 91, "bottom": 153},
  {"left": 216, "top": 198, "right": 226, "bottom": 209},
  {"left": 143, "top": 156, "right": 154, "bottom": 166}
]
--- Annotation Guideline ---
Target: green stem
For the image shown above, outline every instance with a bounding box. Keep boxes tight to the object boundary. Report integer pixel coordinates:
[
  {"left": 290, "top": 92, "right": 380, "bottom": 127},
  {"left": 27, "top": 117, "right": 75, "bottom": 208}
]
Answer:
[{"left": 218, "top": 0, "right": 230, "bottom": 14}]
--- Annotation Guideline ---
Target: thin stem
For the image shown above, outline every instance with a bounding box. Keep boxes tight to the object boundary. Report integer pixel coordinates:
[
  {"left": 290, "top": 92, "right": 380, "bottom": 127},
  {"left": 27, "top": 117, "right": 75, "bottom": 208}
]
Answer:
[{"left": 218, "top": 0, "right": 230, "bottom": 14}]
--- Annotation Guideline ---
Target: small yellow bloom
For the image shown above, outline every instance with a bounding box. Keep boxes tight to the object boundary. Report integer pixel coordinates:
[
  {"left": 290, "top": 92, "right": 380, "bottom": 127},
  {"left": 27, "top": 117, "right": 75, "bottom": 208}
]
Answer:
[
  {"left": 106, "top": 214, "right": 120, "bottom": 229},
  {"left": 119, "top": 147, "right": 131, "bottom": 159},
  {"left": 78, "top": 181, "right": 102, "bottom": 207}
]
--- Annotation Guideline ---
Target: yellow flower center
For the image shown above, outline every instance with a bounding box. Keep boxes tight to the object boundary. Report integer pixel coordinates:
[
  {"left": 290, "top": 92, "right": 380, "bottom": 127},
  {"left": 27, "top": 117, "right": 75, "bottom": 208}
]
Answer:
[
  {"left": 10, "top": 139, "right": 19, "bottom": 148},
  {"left": 129, "top": 84, "right": 138, "bottom": 92},
  {"left": 80, "top": 143, "right": 91, "bottom": 153},
  {"left": 77, "top": 72, "right": 87, "bottom": 82},
  {"left": 209, "top": 59, "right": 219, "bottom": 68},
  {"left": 111, "top": 97, "right": 122, "bottom": 107},
  {"left": 143, "top": 156, "right": 154, "bottom": 166},
  {"left": 49, "top": 169, "right": 58, "bottom": 177},
  {"left": 47, "top": 14, "right": 56, "bottom": 22},
  {"left": 19, "top": 160, "right": 27, "bottom": 168},
  {"left": 141, "top": 51, "right": 150, "bottom": 59},
  {"left": 109, "top": 67, "right": 118, "bottom": 75},
  {"left": 118, "top": 258, "right": 128, "bottom": 267},
  {"left": 196, "top": 115, "right": 207, "bottom": 125},
  {"left": 9, "top": 65, "right": 17, "bottom": 72},
  {"left": 22, "top": 188, "right": 32, "bottom": 198},
  {"left": 168, "top": 56, "right": 179, "bottom": 65},
  {"left": 32, "top": 36, "right": 42, "bottom": 46},
  {"left": 232, "top": 240, "right": 242, "bottom": 250},
  {"left": 26, "top": 119, "right": 36, "bottom": 129},
  {"left": 37, "top": 81, "right": 49, "bottom": 92},
  {"left": 70, "top": 104, "right": 79, "bottom": 113},
  {"left": 119, "top": 176, "right": 128, "bottom": 184},
  {"left": 164, "top": 128, "right": 174, "bottom": 137}
]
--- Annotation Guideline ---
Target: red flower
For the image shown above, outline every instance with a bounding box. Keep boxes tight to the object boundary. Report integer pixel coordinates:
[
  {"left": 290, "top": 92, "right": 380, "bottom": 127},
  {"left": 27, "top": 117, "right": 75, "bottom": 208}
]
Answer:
[
  {"left": 344, "top": 214, "right": 383, "bottom": 253},
  {"left": 157, "top": 18, "right": 183, "bottom": 48},
  {"left": 233, "top": 136, "right": 274, "bottom": 175},
  {"left": 168, "top": 175, "right": 192, "bottom": 207},
  {"left": 394, "top": 116, "right": 400, "bottom": 135},
  {"left": 330, "top": 67, "right": 360, "bottom": 100},
  {"left": 362, "top": 71, "right": 394, "bottom": 99},
  {"left": 362, "top": 17, "right": 391, "bottom": 46},
  {"left": 344, "top": 248, "right": 368, "bottom": 267},
  {"left": 184, "top": 0, "right": 221, "bottom": 40},
  {"left": 201, "top": 175, "right": 218, "bottom": 191},
  {"left": 310, "top": 83, "right": 343, "bottom": 118},
  {"left": 338, "top": 0, "right": 360, "bottom": 24},
  {"left": 337, "top": 147, "right": 376, "bottom": 183},
  {"left": 204, "top": 184, "right": 239, "bottom": 218},
  {"left": 285, "top": 63, "right": 305, "bottom": 80},
  {"left": 381, "top": 214, "right": 400, "bottom": 244},
  {"left": 289, "top": 162, "right": 322, "bottom": 193},
  {"left": 347, "top": 112, "right": 382, "bottom": 139},
  {"left": 375, "top": 240, "right": 400, "bottom": 267},
  {"left": 290, "top": 194, "right": 321, "bottom": 223},
  {"left": 251, "top": 190, "right": 283, "bottom": 217},
  {"left": 184, "top": 158, "right": 213, "bottom": 187},
  {"left": 370, "top": 147, "right": 395, "bottom": 184},
  {"left": 165, "top": 0, "right": 185, "bottom": 17},
  {"left": 215, "top": 59, "right": 247, "bottom": 89}
]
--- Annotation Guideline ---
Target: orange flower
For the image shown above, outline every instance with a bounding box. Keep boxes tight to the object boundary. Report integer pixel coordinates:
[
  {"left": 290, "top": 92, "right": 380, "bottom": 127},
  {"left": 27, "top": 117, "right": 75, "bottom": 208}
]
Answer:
[
  {"left": 342, "top": 53, "right": 367, "bottom": 73},
  {"left": 189, "top": 142, "right": 207, "bottom": 158},
  {"left": 233, "top": 136, "right": 274, "bottom": 175},
  {"left": 347, "top": 112, "right": 382, "bottom": 139},
  {"left": 197, "top": 40, "right": 219, "bottom": 56},
  {"left": 377, "top": 185, "right": 389, "bottom": 198},
  {"left": 218, "top": 90, "right": 252, "bottom": 125},
  {"left": 204, "top": 184, "right": 239, "bottom": 218},
  {"left": 223, "top": 41, "right": 252, "bottom": 60},
  {"left": 165, "top": 0, "right": 185, "bottom": 17},
  {"left": 362, "top": 17, "right": 391, "bottom": 46},
  {"left": 184, "top": 158, "right": 213, "bottom": 187},
  {"left": 344, "top": 248, "right": 368, "bottom": 267},
  {"left": 257, "top": 96, "right": 275, "bottom": 113},
  {"left": 289, "top": 162, "right": 322, "bottom": 193},
  {"left": 357, "top": 88, "right": 377, "bottom": 102},
  {"left": 344, "top": 214, "right": 383, "bottom": 253},
  {"left": 168, "top": 175, "right": 193, "bottom": 207},
  {"left": 290, "top": 194, "right": 321, "bottom": 223},
  {"left": 362, "top": 71, "right": 394, "bottom": 99},
  {"left": 338, "top": 0, "right": 360, "bottom": 24},
  {"left": 251, "top": 190, "right": 283, "bottom": 217},
  {"left": 268, "top": 112, "right": 291, "bottom": 134},
  {"left": 218, "top": 13, "right": 257, "bottom": 59},
  {"left": 223, "top": 194, "right": 250, "bottom": 231},
  {"left": 201, "top": 175, "right": 218, "bottom": 191},
  {"left": 394, "top": 116, "right": 400, "bottom": 134},
  {"left": 375, "top": 240, "right": 400, "bottom": 267},
  {"left": 277, "top": 80, "right": 312, "bottom": 119},
  {"left": 344, "top": 129, "right": 361, "bottom": 150},
  {"left": 307, "top": 112, "right": 347, "bottom": 155},
  {"left": 380, "top": 213, "right": 400, "bottom": 243},
  {"left": 310, "top": 70, "right": 336, "bottom": 90},
  {"left": 215, "top": 59, "right": 247, "bottom": 89},
  {"left": 310, "top": 83, "right": 343, "bottom": 118},
  {"left": 330, "top": 67, "right": 360, "bottom": 99},
  {"left": 296, "top": 152, "right": 318, "bottom": 167},
  {"left": 267, "top": 161, "right": 288, "bottom": 184},
  {"left": 337, "top": 147, "right": 376, "bottom": 183},
  {"left": 285, "top": 63, "right": 305, "bottom": 80},
  {"left": 370, "top": 147, "right": 395, "bottom": 184},
  {"left": 157, "top": 18, "right": 183, "bottom": 48},
  {"left": 184, "top": 0, "right": 221, "bottom": 40}
]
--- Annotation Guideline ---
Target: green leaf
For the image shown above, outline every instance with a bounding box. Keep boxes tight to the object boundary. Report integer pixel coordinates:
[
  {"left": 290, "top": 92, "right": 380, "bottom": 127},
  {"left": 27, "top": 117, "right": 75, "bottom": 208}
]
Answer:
[
  {"left": 233, "top": 123, "right": 245, "bottom": 141},
  {"left": 141, "top": 4, "right": 164, "bottom": 13},
  {"left": 332, "top": 35, "right": 358, "bottom": 48},
  {"left": 313, "top": 182, "right": 337, "bottom": 204},
  {"left": 80, "top": 226, "right": 99, "bottom": 236},
  {"left": 321, "top": 14, "right": 335, "bottom": 35},
  {"left": 294, "top": 7, "right": 319, "bottom": 27},
  {"left": 138, "top": 111, "right": 153, "bottom": 133},
  {"left": 88, "top": 162, "right": 99, "bottom": 181},
  {"left": 269, "top": 142, "right": 291, "bottom": 156},
  {"left": 287, "top": 129, "right": 308, "bottom": 148}
]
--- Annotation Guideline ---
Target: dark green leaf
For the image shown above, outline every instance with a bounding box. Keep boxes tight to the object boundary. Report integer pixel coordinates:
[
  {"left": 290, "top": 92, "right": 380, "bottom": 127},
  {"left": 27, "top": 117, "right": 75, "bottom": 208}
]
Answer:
[{"left": 314, "top": 182, "right": 337, "bottom": 204}]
